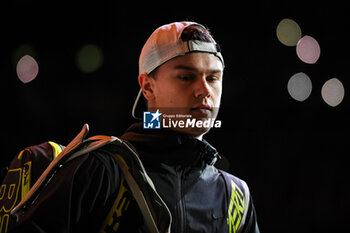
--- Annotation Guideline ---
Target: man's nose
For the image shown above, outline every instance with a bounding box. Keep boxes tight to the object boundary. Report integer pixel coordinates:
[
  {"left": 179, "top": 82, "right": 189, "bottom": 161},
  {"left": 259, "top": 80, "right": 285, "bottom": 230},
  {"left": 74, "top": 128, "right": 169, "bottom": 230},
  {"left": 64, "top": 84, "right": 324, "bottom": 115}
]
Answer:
[{"left": 194, "top": 78, "right": 210, "bottom": 99}]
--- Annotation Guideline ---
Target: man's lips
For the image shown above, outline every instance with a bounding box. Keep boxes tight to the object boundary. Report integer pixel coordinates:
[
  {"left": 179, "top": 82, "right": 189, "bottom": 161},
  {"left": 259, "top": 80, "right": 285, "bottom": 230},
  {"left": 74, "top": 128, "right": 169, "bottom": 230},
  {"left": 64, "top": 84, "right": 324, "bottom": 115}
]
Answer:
[
  {"left": 191, "top": 104, "right": 212, "bottom": 116},
  {"left": 191, "top": 104, "right": 212, "bottom": 111}
]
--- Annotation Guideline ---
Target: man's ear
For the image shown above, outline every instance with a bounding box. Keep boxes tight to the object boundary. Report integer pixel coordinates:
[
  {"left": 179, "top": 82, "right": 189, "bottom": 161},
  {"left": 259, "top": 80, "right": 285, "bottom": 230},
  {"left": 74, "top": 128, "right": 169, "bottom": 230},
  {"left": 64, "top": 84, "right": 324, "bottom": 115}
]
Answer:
[{"left": 138, "top": 73, "right": 155, "bottom": 101}]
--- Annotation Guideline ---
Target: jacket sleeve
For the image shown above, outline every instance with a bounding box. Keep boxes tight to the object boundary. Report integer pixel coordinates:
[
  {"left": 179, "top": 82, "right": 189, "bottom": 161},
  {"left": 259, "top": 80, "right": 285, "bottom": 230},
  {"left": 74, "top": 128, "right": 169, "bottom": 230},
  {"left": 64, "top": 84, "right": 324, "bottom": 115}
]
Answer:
[
  {"left": 220, "top": 169, "right": 260, "bottom": 233},
  {"left": 240, "top": 195, "right": 260, "bottom": 233},
  {"left": 9, "top": 151, "right": 120, "bottom": 233}
]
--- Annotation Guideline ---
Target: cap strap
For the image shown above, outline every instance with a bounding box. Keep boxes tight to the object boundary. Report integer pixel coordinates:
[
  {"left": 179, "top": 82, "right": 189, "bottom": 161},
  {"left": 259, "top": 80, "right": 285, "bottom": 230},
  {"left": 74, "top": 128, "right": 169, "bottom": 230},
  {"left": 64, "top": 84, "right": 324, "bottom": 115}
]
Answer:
[{"left": 187, "top": 40, "right": 219, "bottom": 53}]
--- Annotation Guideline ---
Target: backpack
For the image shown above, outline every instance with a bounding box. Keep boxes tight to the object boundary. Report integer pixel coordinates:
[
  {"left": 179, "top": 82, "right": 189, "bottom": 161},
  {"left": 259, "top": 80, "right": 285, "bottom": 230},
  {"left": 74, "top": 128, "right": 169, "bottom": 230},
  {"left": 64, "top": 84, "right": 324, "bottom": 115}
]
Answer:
[
  {"left": 0, "top": 141, "right": 64, "bottom": 233},
  {"left": 9, "top": 124, "right": 172, "bottom": 233}
]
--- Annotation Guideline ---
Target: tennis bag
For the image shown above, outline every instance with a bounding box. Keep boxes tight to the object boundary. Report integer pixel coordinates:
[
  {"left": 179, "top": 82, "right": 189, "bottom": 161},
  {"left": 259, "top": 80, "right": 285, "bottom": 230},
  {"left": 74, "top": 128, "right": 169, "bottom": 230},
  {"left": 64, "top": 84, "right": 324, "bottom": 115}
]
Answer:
[
  {"left": 0, "top": 141, "right": 64, "bottom": 233},
  {"left": 10, "top": 124, "right": 172, "bottom": 233}
]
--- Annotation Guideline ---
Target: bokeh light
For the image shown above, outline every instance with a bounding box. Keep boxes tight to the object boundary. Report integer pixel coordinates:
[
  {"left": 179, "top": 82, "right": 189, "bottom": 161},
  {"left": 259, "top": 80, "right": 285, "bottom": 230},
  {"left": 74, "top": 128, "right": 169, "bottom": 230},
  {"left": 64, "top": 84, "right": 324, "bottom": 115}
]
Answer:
[
  {"left": 16, "top": 55, "right": 39, "bottom": 83},
  {"left": 287, "top": 72, "right": 312, "bottom": 102},
  {"left": 76, "top": 44, "right": 103, "bottom": 73},
  {"left": 321, "top": 78, "right": 345, "bottom": 107},
  {"left": 276, "top": 18, "right": 302, "bottom": 46},
  {"left": 296, "top": 35, "right": 321, "bottom": 64}
]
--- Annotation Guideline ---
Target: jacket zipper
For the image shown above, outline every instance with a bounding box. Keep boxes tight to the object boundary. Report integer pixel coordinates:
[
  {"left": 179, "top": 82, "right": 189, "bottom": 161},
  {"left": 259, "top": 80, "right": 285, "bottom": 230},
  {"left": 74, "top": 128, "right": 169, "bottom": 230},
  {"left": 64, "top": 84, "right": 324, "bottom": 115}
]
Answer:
[{"left": 176, "top": 169, "right": 186, "bottom": 233}]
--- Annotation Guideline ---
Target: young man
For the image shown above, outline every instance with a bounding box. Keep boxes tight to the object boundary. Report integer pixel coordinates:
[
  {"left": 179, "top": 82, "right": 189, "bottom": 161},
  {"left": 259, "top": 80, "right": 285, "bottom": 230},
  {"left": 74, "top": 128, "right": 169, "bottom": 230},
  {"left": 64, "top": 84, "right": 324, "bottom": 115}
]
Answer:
[{"left": 8, "top": 22, "right": 259, "bottom": 233}]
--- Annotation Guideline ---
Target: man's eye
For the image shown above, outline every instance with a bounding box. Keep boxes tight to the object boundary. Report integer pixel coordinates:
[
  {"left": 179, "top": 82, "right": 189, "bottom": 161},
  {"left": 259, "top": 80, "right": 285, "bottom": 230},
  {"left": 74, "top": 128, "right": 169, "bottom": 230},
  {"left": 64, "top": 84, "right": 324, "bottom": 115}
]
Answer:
[
  {"left": 207, "top": 76, "right": 218, "bottom": 82},
  {"left": 178, "top": 75, "right": 193, "bottom": 81}
]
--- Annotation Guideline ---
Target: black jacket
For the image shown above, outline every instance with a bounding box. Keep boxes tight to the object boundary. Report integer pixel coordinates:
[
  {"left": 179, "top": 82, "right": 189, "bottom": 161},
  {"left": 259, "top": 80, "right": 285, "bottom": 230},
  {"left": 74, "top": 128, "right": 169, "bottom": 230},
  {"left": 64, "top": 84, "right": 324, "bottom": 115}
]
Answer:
[
  {"left": 120, "top": 123, "right": 259, "bottom": 233},
  {"left": 10, "top": 123, "right": 259, "bottom": 233}
]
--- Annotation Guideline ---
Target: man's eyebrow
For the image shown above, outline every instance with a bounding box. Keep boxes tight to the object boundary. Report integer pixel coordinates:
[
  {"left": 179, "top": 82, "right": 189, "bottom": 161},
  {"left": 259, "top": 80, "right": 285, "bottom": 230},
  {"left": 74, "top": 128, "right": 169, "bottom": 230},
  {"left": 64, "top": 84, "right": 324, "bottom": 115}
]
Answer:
[
  {"left": 173, "top": 65, "right": 197, "bottom": 71},
  {"left": 173, "top": 65, "right": 222, "bottom": 74}
]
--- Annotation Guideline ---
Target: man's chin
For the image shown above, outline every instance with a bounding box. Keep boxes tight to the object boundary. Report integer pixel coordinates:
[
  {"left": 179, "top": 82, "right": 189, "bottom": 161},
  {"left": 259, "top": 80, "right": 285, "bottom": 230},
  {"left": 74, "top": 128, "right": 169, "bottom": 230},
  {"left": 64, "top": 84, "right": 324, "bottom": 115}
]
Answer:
[
  {"left": 171, "top": 126, "right": 210, "bottom": 139},
  {"left": 172, "top": 117, "right": 214, "bottom": 136},
  {"left": 190, "top": 109, "right": 212, "bottom": 119}
]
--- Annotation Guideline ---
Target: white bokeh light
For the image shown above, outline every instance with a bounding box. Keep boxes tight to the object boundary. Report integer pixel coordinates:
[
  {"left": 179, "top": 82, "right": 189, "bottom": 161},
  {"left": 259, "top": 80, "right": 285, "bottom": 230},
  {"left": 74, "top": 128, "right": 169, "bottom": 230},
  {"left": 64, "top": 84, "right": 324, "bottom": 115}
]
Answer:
[
  {"left": 321, "top": 78, "right": 345, "bottom": 107},
  {"left": 287, "top": 72, "right": 312, "bottom": 102}
]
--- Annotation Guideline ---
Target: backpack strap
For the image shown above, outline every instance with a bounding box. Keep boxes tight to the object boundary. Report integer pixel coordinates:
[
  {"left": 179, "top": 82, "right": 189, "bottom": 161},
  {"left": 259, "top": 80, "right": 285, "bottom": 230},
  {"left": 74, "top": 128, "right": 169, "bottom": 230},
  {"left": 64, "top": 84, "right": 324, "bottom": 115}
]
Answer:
[
  {"left": 98, "top": 139, "right": 171, "bottom": 233},
  {"left": 219, "top": 169, "right": 251, "bottom": 233},
  {"left": 110, "top": 141, "right": 171, "bottom": 233}
]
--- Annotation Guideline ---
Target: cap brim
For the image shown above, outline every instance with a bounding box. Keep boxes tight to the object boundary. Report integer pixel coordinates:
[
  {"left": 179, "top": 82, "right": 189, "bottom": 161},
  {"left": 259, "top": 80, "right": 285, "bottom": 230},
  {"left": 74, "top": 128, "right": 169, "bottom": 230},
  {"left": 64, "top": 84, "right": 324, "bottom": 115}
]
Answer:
[{"left": 132, "top": 88, "right": 146, "bottom": 120}]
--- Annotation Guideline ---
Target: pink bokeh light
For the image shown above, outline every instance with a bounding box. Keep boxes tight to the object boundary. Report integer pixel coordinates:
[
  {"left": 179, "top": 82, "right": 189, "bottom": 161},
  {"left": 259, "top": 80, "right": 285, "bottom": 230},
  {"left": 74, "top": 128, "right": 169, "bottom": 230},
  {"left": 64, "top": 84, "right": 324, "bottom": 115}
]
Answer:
[
  {"left": 16, "top": 55, "right": 39, "bottom": 83},
  {"left": 296, "top": 35, "right": 321, "bottom": 64}
]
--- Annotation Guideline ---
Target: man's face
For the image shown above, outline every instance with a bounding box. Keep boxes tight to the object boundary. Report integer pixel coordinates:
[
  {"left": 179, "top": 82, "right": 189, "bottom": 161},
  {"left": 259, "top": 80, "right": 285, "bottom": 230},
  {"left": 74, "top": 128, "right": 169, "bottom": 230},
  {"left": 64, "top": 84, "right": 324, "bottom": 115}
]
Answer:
[{"left": 139, "top": 52, "right": 223, "bottom": 138}]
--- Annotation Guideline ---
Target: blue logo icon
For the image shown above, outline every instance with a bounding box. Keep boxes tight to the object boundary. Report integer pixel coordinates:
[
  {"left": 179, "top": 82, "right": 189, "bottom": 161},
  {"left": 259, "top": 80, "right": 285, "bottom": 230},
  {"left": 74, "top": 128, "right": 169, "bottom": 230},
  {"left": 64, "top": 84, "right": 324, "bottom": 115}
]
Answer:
[{"left": 143, "top": 110, "right": 162, "bottom": 129}]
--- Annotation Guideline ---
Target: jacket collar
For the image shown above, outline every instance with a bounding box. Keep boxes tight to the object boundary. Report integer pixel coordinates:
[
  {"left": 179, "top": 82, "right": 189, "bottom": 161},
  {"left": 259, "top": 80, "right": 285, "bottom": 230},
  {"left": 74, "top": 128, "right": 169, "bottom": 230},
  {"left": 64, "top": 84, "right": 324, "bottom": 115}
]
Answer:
[{"left": 120, "top": 122, "right": 220, "bottom": 168}]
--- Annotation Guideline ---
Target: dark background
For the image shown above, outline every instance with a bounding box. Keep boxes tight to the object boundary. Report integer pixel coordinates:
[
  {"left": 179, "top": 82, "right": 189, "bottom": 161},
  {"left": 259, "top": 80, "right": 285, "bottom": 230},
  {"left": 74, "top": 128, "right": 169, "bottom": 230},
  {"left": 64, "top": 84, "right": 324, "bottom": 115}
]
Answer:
[{"left": 2, "top": 1, "right": 350, "bottom": 232}]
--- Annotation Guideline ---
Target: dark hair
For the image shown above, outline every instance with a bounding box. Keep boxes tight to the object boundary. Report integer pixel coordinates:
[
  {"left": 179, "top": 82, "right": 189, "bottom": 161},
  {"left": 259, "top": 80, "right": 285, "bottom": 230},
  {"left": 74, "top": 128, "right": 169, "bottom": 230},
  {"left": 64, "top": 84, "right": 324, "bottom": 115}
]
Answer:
[{"left": 180, "top": 25, "right": 214, "bottom": 42}]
